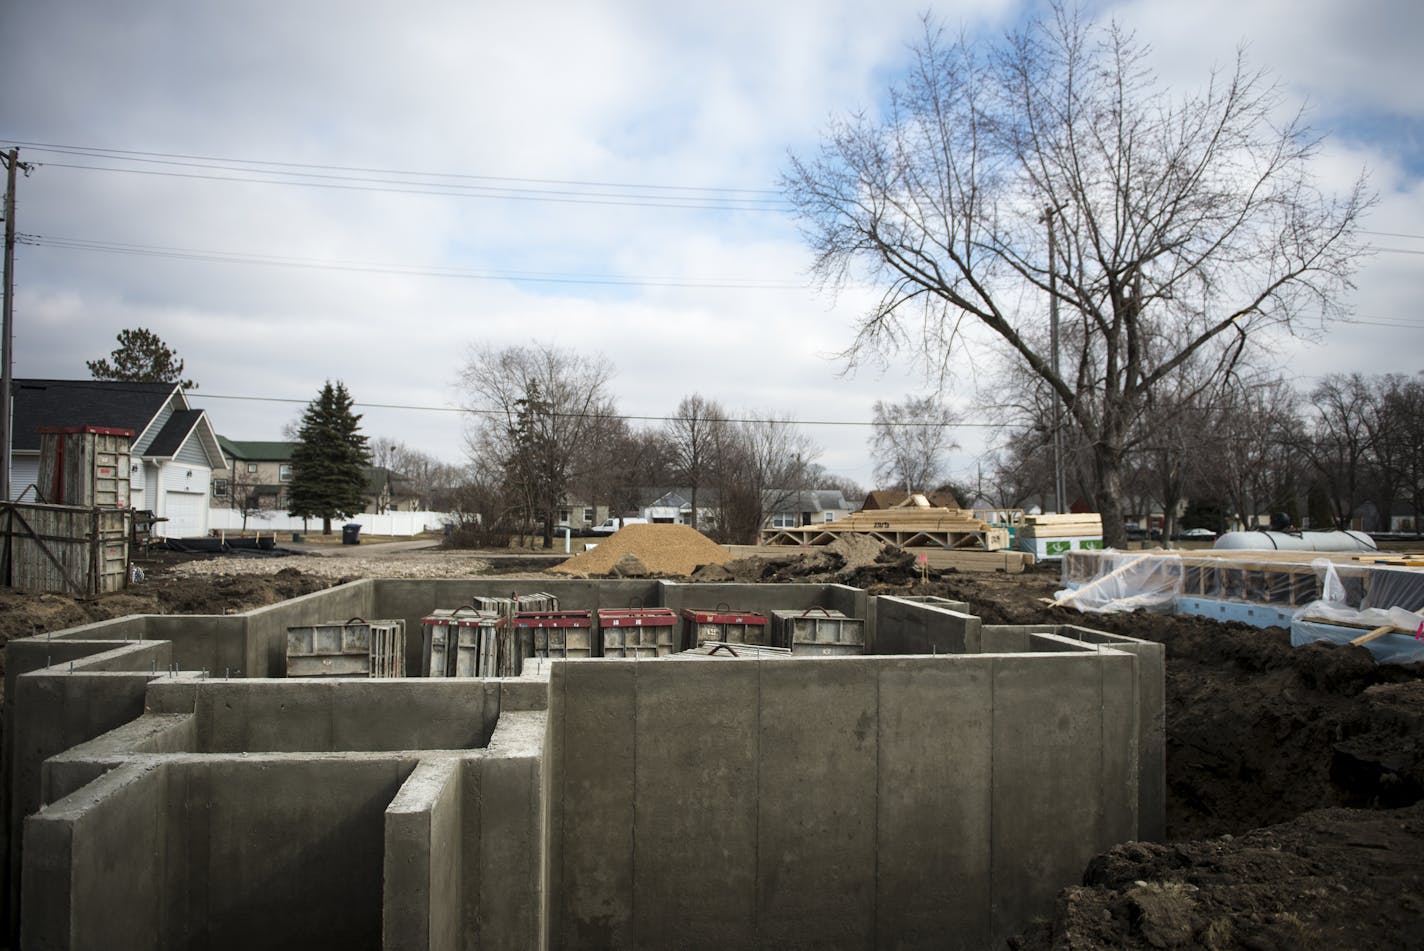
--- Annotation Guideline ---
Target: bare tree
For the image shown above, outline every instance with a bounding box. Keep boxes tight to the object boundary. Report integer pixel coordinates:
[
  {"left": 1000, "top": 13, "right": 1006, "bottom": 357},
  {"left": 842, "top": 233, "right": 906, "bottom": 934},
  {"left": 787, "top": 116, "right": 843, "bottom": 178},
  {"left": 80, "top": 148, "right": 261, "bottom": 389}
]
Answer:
[
  {"left": 1205, "top": 376, "right": 1307, "bottom": 531},
  {"left": 1304, "top": 373, "right": 1376, "bottom": 529},
  {"left": 709, "top": 415, "right": 818, "bottom": 544},
  {"left": 226, "top": 467, "right": 271, "bottom": 533},
  {"left": 784, "top": 4, "right": 1370, "bottom": 546},
  {"left": 1383, "top": 374, "right": 1424, "bottom": 533},
  {"left": 869, "top": 395, "right": 959, "bottom": 493},
  {"left": 459, "top": 344, "right": 615, "bottom": 548},
  {"left": 665, "top": 394, "right": 728, "bottom": 530}
]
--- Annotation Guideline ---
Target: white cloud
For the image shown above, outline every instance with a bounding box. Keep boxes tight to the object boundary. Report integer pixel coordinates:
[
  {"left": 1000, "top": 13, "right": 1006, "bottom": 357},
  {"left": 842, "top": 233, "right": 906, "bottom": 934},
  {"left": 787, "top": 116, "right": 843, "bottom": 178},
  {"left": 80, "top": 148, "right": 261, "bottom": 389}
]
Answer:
[{"left": 1, "top": 0, "right": 1418, "bottom": 490}]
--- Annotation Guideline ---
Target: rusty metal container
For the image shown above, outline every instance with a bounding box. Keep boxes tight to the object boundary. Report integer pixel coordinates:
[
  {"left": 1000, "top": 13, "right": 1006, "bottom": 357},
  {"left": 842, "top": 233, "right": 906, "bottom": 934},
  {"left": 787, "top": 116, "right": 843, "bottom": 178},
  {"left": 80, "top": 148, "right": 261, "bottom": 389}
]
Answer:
[{"left": 597, "top": 607, "right": 679, "bottom": 658}]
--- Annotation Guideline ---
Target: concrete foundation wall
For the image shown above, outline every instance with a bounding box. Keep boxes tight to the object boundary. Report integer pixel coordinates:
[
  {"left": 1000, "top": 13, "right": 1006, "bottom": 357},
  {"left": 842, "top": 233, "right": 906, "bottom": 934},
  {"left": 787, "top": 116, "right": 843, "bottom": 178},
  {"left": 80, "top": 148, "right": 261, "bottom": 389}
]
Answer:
[
  {"left": 26, "top": 755, "right": 420, "bottom": 951},
  {"left": 984, "top": 624, "right": 1167, "bottom": 841},
  {"left": 23, "top": 761, "right": 171, "bottom": 951},
  {"left": 547, "top": 652, "right": 1141, "bottom": 950},
  {"left": 191, "top": 679, "right": 502, "bottom": 752},
  {"left": 7, "top": 580, "right": 1163, "bottom": 948},
  {"left": 871, "top": 595, "right": 982, "bottom": 654}
]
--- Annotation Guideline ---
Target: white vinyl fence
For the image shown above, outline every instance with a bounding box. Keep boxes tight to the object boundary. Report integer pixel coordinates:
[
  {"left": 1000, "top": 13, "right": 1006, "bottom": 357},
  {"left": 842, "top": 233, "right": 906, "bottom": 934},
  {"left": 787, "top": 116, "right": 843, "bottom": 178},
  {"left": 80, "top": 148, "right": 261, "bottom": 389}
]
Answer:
[{"left": 208, "top": 509, "right": 452, "bottom": 537}]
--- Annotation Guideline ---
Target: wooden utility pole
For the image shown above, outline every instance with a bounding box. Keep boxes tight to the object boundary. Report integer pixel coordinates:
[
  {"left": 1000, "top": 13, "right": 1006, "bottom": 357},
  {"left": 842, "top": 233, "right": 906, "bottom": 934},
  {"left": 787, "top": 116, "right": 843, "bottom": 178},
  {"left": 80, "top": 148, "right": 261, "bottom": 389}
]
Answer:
[{"left": 1, "top": 148, "right": 23, "bottom": 504}]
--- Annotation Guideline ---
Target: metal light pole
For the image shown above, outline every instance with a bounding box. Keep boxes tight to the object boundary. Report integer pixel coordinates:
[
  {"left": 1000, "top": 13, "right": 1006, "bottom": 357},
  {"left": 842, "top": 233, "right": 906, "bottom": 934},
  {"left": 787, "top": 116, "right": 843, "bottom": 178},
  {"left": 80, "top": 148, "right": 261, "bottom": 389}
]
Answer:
[{"left": 1043, "top": 206, "right": 1067, "bottom": 514}]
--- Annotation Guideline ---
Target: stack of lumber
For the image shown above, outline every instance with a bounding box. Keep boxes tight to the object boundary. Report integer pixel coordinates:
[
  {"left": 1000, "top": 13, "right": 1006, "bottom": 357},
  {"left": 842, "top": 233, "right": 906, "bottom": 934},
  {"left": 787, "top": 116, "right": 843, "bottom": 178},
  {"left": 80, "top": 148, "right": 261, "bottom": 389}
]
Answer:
[
  {"left": 1016, "top": 512, "right": 1104, "bottom": 558},
  {"left": 1017, "top": 513, "right": 1103, "bottom": 538},
  {"left": 905, "top": 547, "right": 1036, "bottom": 574},
  {"left": 761, "top": 505, "right": 1010, "bottom": 551}
]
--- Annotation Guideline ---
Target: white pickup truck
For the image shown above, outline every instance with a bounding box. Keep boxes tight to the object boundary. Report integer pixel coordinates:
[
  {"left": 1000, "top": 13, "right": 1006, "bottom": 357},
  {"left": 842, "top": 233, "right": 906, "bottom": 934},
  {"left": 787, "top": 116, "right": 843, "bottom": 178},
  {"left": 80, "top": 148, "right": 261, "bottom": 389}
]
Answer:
[{"left": 590, "top": 517, "right": 650, "bottom": 535}]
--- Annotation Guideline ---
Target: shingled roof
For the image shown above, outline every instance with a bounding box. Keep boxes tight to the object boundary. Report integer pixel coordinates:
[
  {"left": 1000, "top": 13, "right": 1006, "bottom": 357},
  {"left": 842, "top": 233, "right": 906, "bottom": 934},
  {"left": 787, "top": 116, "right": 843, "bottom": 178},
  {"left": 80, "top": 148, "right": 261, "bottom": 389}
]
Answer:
[
  {"left": 9, "top": 379, "right": 178, "bottom": 452},
  {"left": 144, "top": 410, "right": 206, "bottom": 458}
]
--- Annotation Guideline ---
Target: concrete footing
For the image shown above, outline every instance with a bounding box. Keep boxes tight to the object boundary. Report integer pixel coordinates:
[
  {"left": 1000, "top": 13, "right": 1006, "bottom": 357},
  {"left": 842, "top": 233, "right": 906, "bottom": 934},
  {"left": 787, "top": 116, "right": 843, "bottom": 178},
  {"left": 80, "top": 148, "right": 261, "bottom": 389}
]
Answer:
[{"left": 4, "top": 580, "right": 1162, "bottom": 949}]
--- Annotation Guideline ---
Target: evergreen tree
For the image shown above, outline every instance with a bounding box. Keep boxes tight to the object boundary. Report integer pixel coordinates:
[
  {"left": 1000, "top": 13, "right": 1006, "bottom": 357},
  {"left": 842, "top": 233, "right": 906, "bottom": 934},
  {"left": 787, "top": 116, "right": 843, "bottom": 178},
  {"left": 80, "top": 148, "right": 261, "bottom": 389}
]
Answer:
[
  {"left": 87, "top": 327, "right": 196, "bottom": 389},
  {"left": 287, "top": 381, "right": 371, "bottom": 534}
]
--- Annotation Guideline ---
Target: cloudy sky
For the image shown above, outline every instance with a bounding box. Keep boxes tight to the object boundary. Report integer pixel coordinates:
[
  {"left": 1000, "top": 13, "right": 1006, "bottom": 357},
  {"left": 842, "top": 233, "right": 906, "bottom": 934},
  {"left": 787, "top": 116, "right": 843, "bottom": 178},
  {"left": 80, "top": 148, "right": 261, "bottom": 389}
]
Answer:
[{"left": 3, "top": 0, "right": 1420, "bottom": 489}]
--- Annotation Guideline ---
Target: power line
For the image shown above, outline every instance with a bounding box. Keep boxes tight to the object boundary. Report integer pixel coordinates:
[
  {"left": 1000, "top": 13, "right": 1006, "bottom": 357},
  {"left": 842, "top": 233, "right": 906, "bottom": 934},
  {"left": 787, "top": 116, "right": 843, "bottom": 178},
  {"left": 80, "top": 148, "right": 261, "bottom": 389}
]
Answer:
[
  {"left": 36, "top": 161, "right": 791, "bottom": 212},
  {"left": 1361, "top": 229, "right": 1424, "bottom": 241},
  {"left": 6, "top": 141, "right": 792, "bottom": 212},
  {"left": 2, "top": 140, "right": 785, "bottom": 195},
  {"left": 18, "top": 233, "right": 807, "bottom": 290},
  {"left": 187, "top": 391, "right": 1003, "bottom": 429}
]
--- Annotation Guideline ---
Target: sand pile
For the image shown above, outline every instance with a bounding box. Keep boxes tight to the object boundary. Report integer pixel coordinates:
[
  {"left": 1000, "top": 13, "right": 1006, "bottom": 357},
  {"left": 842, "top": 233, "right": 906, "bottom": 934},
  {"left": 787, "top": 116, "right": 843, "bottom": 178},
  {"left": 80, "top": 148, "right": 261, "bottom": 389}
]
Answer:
[{"left": 549, "top": 524, "right": 732, "bottom": 577}]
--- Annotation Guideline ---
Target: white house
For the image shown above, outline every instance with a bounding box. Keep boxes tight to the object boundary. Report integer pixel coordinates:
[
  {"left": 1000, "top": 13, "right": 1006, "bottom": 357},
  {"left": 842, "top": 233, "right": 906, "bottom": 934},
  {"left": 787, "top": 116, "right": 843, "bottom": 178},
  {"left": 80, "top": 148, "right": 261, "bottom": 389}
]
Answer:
[{"left": 7, "top": 379, "right": 226, "bottom": 538}]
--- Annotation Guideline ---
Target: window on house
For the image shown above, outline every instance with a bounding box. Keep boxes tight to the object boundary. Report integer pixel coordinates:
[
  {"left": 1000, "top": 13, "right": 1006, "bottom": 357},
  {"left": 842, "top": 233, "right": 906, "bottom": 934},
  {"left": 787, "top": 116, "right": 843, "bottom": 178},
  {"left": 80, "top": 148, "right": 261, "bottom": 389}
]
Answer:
[
  {"left": 279, "top": 464, "right": 292, "bottom": 481},
  {"left": 213, "top": 480, "right": 229, "bottom": 498},
  {"left": 558, "top": 509, "right": 572, "bottom": 525},
  {"left": 824, "top": 511, "right": 835, "bottom": 523},
  {"left": 771, "top": 513, "right": 796, "bottom": 528},
  {"left": 246, "top": 463, "right": 258, "bottom": 474},
  {"left": 583, "top": 507, "right": 594, "bottom": 524}
]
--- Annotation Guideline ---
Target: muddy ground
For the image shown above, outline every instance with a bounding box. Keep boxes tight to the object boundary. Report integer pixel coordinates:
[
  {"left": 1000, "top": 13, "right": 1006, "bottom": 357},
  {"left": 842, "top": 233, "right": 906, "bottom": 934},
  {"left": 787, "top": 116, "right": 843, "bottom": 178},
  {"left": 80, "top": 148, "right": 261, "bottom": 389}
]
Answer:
[{"left": 3, "top": 544, "right": 1422, "bottom": 950}]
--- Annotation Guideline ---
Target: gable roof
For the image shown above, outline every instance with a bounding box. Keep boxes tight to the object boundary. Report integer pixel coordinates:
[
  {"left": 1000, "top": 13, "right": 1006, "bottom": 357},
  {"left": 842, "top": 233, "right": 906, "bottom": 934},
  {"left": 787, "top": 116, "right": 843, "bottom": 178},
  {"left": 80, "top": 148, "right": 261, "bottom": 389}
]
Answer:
[
  {"left": 9, "top": 379, "right": 179, "bottom": 452},
  {"left": 139, "top": 409, "right": 227, "bottom": 469},
  {"left": 218, "top": 437, "right": 296, "bottom": 462},
  {"left": 145, "top": 410, "right": 204, "bottom": 457}
]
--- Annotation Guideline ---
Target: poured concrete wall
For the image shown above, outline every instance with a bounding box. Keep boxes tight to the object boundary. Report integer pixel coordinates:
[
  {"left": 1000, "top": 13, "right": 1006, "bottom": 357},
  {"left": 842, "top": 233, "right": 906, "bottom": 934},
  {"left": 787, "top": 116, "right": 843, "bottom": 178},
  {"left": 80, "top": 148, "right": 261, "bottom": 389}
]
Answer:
[
  {"left": 24, "top": 754, "right": 419, "bottom": 951},
  {"left": 871, "top": 595, "right": 981, "bottom": 654},
  {"left": 7, "top": 579, "right": 1163, "bottom": 948},
  {"left": 546, "top": 652, "right": 1141, "bottom": 950},
  {"left": 984, "top": 624, "right": 1167, "bottom": 841}
]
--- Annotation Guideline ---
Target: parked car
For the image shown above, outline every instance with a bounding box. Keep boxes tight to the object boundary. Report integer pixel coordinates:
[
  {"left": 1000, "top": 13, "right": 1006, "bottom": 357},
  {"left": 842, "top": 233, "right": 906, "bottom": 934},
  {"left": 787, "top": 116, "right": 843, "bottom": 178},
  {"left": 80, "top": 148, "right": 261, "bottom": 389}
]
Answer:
[
  {"left": 590, "top": 516, "right": 650, "bottom": 535},
  {"left": 1181, "top": 527, "right": 1216, "bottom": 539}
]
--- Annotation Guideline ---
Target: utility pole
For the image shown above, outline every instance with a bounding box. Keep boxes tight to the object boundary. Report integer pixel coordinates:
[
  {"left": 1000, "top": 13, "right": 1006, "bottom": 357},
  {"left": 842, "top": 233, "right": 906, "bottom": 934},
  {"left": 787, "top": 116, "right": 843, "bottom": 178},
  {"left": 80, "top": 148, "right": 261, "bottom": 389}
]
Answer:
[
  {"left": 2, "top": 148, "right": 30, "bottom": 504},
  {"left": 1043, "top": 205, "right": 1067, "bottom": 515}
]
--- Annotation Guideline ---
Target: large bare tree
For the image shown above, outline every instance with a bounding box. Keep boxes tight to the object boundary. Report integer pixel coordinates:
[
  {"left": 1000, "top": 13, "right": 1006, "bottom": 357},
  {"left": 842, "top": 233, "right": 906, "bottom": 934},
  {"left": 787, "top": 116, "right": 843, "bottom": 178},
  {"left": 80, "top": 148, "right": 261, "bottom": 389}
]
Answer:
[
  {"left": 459, "top": 344, "right": 615, "bottom": 548},
  {"left": 785, "top": 4, "right": 1370, "bottom": 545},
  {"left": 869, "top": 394, "right": 960, "bottom": 493}
]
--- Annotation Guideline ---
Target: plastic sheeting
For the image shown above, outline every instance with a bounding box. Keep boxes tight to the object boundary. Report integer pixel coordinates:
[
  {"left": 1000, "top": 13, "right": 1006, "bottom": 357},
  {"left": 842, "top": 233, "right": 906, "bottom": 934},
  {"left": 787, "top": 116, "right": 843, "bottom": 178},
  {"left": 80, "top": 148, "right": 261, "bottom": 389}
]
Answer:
[
  {"left": 1054, "top": 551, "right": 1183, "bottom": 613},
  {"left": 1290, "top": 559, "right": 1424, "bottom": 664}
]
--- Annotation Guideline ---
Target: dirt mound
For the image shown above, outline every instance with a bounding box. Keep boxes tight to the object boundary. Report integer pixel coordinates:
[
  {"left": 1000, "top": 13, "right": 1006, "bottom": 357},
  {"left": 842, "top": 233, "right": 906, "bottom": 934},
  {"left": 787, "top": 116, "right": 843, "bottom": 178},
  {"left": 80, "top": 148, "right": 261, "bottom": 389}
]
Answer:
[
  {"left": 549, "top": 524, "right": 731, "bottom": 577},
  {"left": 1010, "top": 801, "right": 1424, "bottom": 951}
]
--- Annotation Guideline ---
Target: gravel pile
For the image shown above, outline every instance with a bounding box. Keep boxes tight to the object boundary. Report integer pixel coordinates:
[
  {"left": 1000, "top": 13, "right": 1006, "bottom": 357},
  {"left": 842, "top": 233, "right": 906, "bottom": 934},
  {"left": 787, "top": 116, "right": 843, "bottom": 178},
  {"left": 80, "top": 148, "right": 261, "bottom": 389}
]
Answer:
[
  {"left": 167, "top": 551, "right": 491, "bottom": 579},
  {"left": 549, "top": 524, "right": 731, "bottom": 576}
]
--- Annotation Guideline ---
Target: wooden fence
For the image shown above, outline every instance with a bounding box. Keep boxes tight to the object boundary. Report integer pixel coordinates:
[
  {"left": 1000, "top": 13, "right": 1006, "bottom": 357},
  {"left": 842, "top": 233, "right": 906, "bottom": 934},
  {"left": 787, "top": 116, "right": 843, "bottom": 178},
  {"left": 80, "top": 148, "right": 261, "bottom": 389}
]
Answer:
[{"left": 0, "top": 502, "right": 130, "bottom": 595}]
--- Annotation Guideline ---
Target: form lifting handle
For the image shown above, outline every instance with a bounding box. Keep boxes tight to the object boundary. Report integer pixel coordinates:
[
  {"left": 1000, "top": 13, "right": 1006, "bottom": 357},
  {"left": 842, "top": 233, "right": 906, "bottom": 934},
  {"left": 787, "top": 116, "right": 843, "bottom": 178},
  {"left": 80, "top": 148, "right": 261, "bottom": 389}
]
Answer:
[
  {"left": 628, "top": 595, "right": 644, "bottom": 610},
  {"left": 800, "top": 606, "right": 833, "bottom": 618},
  {"left": 716, "top": 602, "right": 730, "bottom": 613},
  {"left": 346, "top": 616, "right": 367, "bottom": 625}
]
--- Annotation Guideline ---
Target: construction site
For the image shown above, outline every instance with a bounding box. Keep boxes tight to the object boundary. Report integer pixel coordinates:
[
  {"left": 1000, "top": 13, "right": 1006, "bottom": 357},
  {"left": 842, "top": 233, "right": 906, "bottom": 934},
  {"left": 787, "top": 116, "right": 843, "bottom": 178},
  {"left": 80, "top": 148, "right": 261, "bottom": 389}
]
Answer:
[{"left": 2, "top": 443, "right": 1423, "bottom": 950}]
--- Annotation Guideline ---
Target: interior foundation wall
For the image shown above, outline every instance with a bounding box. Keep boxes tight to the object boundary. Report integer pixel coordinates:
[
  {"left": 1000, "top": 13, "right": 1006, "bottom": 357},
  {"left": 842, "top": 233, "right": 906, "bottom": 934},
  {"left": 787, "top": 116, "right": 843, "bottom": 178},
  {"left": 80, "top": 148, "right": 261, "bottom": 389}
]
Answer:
[{"left": 546, "top": 651, "right": 1142, "bottom": 950}]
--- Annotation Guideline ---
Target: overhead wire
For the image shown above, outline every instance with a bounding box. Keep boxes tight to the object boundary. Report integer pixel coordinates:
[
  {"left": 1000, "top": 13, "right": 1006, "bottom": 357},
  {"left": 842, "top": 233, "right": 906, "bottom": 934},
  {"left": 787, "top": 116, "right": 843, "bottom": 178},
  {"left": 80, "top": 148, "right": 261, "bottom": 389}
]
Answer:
[
  {"left": 17, "top": 233, "right": 807, "bottom": 289},
  {"left": 6, "top": 141, "right": 793, "bottom": 211},
  {"left": 186, "top": 391, "right": 1002, "bottom": 429}
]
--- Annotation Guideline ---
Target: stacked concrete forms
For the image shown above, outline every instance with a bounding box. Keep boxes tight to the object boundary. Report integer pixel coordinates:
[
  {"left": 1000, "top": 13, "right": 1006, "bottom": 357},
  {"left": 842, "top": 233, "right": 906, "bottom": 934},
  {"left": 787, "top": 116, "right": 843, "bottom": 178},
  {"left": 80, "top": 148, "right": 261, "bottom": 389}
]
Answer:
[{"left": 4, "top": 579, "right": 1162, "bottom": 950}]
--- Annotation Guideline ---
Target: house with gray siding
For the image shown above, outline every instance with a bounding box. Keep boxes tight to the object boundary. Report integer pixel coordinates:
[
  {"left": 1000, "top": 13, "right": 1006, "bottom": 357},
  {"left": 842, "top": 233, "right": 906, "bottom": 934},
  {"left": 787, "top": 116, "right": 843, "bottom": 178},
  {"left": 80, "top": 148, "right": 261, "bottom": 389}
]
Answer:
[{"left": 7, "top": 379, "right": 225, "bottom": 538}]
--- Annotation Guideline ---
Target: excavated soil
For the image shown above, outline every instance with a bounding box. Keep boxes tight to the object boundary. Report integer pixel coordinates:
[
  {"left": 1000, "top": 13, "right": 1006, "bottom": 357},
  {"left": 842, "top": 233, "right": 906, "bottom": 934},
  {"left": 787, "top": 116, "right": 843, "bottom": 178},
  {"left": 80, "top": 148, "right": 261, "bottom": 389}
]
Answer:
[
  {"left": 548, "top": 523, "right": 731, "bottom": 576},
  {"left": 3, "top": 544, "right": 1423, "bottom": 948}
]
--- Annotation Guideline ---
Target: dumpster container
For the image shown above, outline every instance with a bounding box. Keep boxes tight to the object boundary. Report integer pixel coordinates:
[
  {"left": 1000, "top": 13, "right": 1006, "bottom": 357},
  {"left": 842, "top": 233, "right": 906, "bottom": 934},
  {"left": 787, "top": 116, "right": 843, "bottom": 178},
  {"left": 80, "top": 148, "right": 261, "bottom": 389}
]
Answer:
[{"left": 342, "top": 522, "right": 362, "bottom": 544}]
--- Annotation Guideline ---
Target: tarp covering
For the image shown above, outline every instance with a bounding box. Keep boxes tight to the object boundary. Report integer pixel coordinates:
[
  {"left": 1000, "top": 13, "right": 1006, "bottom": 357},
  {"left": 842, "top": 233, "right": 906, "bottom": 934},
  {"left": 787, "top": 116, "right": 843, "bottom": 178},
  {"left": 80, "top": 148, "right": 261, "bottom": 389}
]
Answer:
[
  {"left": 1054, "top": 551, "right": 1183, "bottom": 613},
  {"left": 1290, "top": 559, "right": 1424, "bottom": 664}
]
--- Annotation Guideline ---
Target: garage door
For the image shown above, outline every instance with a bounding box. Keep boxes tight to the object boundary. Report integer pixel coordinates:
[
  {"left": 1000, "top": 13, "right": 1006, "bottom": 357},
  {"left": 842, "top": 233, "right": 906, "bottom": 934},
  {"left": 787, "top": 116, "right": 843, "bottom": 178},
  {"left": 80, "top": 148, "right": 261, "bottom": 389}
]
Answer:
[{"left": 162, "top": 491, "right": 209, "bottom": 539}]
